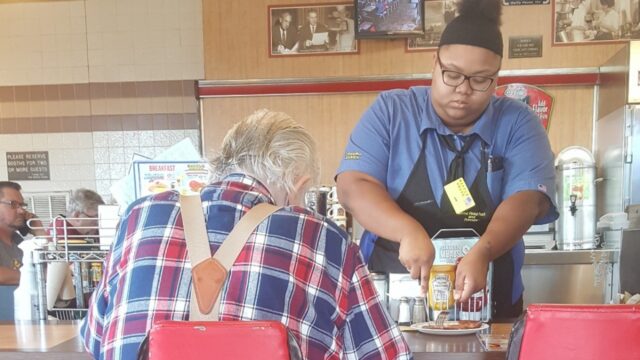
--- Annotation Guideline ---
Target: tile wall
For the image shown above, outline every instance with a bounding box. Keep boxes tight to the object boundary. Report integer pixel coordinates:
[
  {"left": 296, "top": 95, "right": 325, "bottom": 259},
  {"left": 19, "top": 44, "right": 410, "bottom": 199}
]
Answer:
[
  {"left": 0, "top": 0, "right": 204, "bottom": 86},
  {"left": 0, "top": 130, "right": 200, "bottom": 204},
  {"left": 0, "top": 0, "right": 204, "bottom": 204},
  {"left": 93, "top": 129, "right": 200, "bottom": 202},
  {"left": 0, "top": 81, "right": 198, "bottom": 133},
  {"left": 0, "top": 80, "right": 201, "bottom": 203},
  {"left": 0, "top": 1, "right": 88, "bottom": 86},
  {"left": 0, "top": 132, "right": 96, "bottom": 193}
]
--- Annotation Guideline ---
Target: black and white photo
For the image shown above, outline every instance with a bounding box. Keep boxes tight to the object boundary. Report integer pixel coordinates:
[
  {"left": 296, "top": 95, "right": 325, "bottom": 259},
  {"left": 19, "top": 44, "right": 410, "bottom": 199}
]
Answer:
[
  {"left": 269, "top": 3, "right": 358, "bottom": 56},
  {"left": 553, "top": 0, "right": 640, "bottom": 44}
]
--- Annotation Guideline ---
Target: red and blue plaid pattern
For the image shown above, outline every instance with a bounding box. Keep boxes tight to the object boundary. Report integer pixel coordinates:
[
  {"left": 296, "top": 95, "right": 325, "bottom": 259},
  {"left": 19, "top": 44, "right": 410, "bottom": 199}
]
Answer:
[{"left": 81, "top": 174, "right": 411, "bottom": 360}]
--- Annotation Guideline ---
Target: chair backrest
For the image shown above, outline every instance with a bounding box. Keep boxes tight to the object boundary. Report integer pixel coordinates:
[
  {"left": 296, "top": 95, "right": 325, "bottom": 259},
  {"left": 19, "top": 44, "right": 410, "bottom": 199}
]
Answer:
[
  {"left": 518, "top": 304, "right": 640, "bottom": 360},
  {"left": 144, "top": 320, "right": 296, "bottom": 360},
  {"left": 0, "top": 285, "right": 17, "bottom": 320}
]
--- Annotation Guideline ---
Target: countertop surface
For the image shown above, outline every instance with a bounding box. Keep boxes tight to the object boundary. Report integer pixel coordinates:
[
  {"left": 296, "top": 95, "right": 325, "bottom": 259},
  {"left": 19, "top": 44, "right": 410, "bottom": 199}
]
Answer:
[{"left": 0, "top": 321, "right": 511, "bottom": 360}]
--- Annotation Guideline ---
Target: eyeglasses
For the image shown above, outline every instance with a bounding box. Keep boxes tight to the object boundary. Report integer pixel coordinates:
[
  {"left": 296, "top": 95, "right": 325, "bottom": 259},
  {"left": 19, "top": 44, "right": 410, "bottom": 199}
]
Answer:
[
  {"left": 0, "top": 200, "right": 28, "bottom": 210},
  {"left": 436, "top": 52, "right": 498, "bottom": 92},
  {"left": 80, "top": 211, "right": 99, "bottom": 219}
]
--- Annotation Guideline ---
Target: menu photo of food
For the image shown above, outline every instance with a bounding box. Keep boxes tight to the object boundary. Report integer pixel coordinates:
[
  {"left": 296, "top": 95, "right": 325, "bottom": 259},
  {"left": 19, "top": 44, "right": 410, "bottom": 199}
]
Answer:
[{"left": 134, "top": 161, "right": 210, "bottom": 199}]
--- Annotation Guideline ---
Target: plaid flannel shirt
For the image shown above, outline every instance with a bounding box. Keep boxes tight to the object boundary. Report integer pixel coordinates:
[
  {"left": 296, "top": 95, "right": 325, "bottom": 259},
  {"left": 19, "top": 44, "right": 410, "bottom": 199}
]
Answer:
[{"left": 81, "top": 174, "right": 411, "bottom": 360}]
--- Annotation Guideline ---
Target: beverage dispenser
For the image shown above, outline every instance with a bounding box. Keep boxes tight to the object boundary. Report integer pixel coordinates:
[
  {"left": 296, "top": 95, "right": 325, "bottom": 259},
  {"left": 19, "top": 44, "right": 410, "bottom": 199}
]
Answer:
[{"left": 555, "top": 146, "right": 597, "bottom": 250}]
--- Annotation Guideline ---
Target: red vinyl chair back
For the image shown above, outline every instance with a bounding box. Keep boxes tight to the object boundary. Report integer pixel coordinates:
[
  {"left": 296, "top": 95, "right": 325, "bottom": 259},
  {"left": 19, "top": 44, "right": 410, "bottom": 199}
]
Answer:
[
  {"left": 518, "top": 304, "right": 640, "bottom": 360},
  {"left": 147, "top": 320, "right": 293, "bottom": 360}
]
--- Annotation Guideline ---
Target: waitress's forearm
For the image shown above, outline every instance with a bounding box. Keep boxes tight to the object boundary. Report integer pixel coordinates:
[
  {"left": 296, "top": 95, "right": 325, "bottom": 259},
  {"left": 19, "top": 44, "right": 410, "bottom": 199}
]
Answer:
[
  {"left": 471, "top": 191, "right": 551, "bottom": 261},
  {"left": 337, "top": 171, "right": 426, "bottom": 243}
]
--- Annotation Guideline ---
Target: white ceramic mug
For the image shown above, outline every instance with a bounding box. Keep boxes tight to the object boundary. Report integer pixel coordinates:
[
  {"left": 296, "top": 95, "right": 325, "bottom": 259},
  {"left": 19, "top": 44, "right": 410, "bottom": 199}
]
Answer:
[
  {"left": 327, "top": 203, "right": 346, "bottom": 219},
  {"left": 327, "top": 187, "right": 339, "bottom": 204}
]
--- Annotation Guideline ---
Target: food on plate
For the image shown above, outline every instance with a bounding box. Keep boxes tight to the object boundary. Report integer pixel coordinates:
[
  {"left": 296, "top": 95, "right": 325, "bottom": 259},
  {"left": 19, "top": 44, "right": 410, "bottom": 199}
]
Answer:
[
  {"left": 420, "top": 320, "right": 482, "bottom": 330},
  {"left": 188, "top": 179, "right": 206, "bottom": 192},
  {"left": 147, "top": 180, "right": 169, "bottom": 193}
]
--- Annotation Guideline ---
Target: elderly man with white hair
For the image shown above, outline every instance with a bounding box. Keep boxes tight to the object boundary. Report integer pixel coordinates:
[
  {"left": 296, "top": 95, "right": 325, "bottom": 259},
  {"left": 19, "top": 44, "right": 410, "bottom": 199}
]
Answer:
[
  {"left": 49, "top": 188, "right": 105, "bottom": 240},
  {"left": 81, "top": 109, "right": 411, "bottom": 360}
]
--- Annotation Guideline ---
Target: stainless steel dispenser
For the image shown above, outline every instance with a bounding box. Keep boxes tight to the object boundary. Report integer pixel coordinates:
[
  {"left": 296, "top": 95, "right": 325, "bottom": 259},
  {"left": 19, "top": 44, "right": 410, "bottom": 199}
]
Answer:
[{"left": 555, "top": 146, "right": 597, "bottom": 250}]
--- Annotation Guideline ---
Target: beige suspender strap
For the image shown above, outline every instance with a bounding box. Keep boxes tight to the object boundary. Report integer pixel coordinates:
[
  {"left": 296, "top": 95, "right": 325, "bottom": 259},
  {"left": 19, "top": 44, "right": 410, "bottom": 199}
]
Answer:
[
  {"left": 179, "top": 194, "right": 280, "bottom": 321},
  {"left": 180, "top": 195, "right": 212, "bottom": 267}
]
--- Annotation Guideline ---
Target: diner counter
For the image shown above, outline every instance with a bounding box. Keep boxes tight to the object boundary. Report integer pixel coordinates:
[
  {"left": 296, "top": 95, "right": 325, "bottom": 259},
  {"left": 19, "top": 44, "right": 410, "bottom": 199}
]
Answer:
[{"left": 0, "top": 321, "right": 511, "bottom": 359}]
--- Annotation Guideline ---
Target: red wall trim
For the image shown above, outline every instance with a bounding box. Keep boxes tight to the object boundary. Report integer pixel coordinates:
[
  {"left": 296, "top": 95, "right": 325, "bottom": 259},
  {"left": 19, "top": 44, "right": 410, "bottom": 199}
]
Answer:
[{"left": 197, "top": 73, "right": 599, "bottom": 98}]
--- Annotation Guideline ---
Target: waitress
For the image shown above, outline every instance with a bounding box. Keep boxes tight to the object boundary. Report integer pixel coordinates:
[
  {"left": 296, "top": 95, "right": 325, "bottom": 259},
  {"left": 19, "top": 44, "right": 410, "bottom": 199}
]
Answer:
[{"left": 336, "top": 0, "right": 558, "bottom": 319}]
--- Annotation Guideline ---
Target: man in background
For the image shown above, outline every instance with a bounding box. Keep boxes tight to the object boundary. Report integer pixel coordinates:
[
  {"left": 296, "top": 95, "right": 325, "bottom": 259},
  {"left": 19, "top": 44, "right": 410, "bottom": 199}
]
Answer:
[
  {"left": 46, "top": 189, "right": 104, "bottom": 313},
  {"left": 298, "top": 9, "right": 329, "bottom": 50},
  {"left": 0, "top": 181, "right": 44, "bottom": 285},
  {"left": 336, "top": 6, "right": 355, "bottom": 51},
  {"left": 81, "top": 109, "right": 410, "bottom": 360},
  {"left": 631, "top": 0, "right": 640, "bottom": 38},
  {"left": 271, "top": 11, "right": 298, "bottom": 54}
]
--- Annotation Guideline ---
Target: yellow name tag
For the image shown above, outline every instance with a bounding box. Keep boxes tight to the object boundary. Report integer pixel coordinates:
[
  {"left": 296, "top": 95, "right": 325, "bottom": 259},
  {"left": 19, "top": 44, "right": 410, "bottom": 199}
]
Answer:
[{"left": 444, "top": 178, "right": 475, "bottom": 214}]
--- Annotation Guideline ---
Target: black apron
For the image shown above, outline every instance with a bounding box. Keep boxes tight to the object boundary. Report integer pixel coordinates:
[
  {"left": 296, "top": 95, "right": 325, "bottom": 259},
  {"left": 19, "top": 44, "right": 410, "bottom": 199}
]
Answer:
[{"left": 368, "top": 132, "right": 522, "bottom": 319}]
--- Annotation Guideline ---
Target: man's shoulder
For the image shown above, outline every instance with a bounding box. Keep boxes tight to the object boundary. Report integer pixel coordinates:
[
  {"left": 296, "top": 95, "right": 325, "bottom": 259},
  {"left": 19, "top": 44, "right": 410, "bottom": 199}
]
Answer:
[
  {"left": 275, "top": 206, "right": 347, "bottom": 230},
  {"left": 272, "top": 206, "right": 351, "bottom": 244},
  {"left": 370, "top": 87, "right": 429, "bottom": 125},
  {"left": 490, "top": 96, "right": 539, "bottom": 130},
  {"left": 379, "top": 86, "right": 429, "bottom": 100},
  {"left": 491, "top": 95, "right": 532, "bottom": 112},
  {"left": 122, "top": 191, "right": 180, "bottom": 219}
]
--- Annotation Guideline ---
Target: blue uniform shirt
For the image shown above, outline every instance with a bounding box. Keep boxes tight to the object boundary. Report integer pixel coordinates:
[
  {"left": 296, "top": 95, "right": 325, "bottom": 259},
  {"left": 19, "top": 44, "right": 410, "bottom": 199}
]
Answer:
[{"left": 337, "top": 86, "right": 559, "bottom": 302}]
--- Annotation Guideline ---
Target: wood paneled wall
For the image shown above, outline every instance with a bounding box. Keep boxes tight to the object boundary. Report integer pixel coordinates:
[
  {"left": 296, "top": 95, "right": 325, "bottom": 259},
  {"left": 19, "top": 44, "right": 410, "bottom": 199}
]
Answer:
[
  {"left": 201, "top": 1, "right": 611, "bottom": 184},
  {"left": 201, "top": 93, "right": 376, "bottom": 184},
  {"left": 202, "top": 1, "right": 626, "bottom": 80},
  {"left": 202, "top": 85, "right": 594, "bottom": 184}
]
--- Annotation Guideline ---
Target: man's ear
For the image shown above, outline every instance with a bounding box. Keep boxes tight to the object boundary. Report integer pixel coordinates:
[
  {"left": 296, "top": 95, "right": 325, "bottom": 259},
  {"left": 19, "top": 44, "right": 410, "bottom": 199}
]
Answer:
[
  {"left": 287, "top": 175, "right": 312, "bottom": 207},
  {"left": 292, "top": 175, "right": 312, "bottom": 194}
]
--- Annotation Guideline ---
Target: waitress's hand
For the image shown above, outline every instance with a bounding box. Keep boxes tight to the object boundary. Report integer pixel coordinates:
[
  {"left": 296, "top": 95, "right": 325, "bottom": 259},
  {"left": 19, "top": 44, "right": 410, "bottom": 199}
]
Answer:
[
  {"left": 453, "top": 246, "right": 490, "bottom": 303},
  {"left": 398, "top": 224, "right": 435, "bottom": 295}
]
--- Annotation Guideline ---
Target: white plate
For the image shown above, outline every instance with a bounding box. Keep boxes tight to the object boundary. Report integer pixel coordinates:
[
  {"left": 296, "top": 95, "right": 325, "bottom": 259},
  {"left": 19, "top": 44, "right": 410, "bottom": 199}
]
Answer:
[{"left": 410, "top": 322, "right": 489, "bottom": 336}]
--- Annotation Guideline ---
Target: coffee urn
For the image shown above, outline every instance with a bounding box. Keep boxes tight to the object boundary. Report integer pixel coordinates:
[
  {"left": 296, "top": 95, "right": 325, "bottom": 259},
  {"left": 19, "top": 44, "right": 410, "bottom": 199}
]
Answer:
[{"left": 555, "top": 146, "right": 597, "bottom": 250}]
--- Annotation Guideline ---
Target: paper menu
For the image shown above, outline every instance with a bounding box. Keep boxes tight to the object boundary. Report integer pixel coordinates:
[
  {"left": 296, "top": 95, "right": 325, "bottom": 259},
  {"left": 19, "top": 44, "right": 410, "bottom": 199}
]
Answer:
[{"left": 133, "top": 161, "right": 209, "bottom": 198}]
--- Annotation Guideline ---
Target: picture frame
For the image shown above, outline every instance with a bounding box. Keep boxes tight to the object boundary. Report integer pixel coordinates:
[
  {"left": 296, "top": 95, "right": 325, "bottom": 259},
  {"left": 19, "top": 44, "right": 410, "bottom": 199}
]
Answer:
[
  {"left": 406, "top": 0, "right": 455, "bottom": 51},
  {"left": 552, "top": 0, "right": 640, "bottom": 45},
  {"left": 269, "top": 3, "right": 359, "bottom": 57},
  {"left": 354, "top": 0, "right": 425, "bottom": 39}
]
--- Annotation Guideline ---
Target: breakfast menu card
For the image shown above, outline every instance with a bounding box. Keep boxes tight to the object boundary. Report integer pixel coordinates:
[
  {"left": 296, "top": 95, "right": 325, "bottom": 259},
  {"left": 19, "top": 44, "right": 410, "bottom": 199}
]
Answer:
[{"left": 133, "top": 161, "right": 209, "bottom": 198}]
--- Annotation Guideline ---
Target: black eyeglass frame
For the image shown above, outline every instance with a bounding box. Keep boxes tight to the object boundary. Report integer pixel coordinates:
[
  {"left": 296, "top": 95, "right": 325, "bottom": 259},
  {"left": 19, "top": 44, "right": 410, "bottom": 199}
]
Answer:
[{"left": 436, "top": 51, "right": 500, "bottom": 92}]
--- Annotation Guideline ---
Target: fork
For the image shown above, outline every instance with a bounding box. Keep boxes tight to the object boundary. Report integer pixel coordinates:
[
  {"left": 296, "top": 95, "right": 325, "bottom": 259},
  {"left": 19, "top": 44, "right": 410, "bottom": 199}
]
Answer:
[{"left": 434, "top": 310, "right": 449, "bottom": 326}]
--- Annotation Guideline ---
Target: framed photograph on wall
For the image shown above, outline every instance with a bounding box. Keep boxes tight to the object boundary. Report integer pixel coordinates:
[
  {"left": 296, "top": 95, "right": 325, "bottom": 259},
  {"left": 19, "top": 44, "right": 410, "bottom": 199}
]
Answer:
[
  {"left": 355, "top": 0, "right": 425, "bottom": 39},
  {"left": 553, "top": 0, "right": 640, "bottom": 45},
  {"left": 269, "top": 3, "right": 359, "bottom": 56},
  {"left": 406, "top": 0, "right": 456, "bottom": 51}
]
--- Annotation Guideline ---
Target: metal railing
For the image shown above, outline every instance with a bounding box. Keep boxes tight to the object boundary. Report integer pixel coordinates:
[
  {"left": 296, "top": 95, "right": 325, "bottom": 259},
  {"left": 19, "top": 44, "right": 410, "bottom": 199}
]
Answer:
[{"left": 28, "top": 216, "right": 116, "bottom": 321}]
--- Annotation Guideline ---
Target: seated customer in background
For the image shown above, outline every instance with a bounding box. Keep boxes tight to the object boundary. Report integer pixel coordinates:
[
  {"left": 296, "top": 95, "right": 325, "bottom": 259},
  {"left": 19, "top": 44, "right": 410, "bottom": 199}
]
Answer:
[
  {"left": 0, "top": 181, "right": 45, "bottom": 285},
  {"left": 46, "top": 189, "right": 105, "bottom": 313},
  {"left": 48, "top": 188, "right": 105, "bottom": 241},
  {"left": 81, "top": 109, "right": 411, "bottom": 360}
]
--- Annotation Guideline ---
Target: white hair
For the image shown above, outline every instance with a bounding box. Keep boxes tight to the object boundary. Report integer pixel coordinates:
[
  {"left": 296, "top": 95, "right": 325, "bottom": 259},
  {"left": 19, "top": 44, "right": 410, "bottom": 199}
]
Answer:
[
  {"left": 209, "top": 109, "right": 320, "bottom": 195},
  {"left": 67, "top": 188, "right": 105, "bottom": 215}
]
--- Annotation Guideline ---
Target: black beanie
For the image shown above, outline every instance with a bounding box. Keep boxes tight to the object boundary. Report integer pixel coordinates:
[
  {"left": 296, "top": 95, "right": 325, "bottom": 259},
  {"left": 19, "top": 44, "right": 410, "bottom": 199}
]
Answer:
[{"left": 439, "top": 0, "right": 503, "bottom": 57}]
